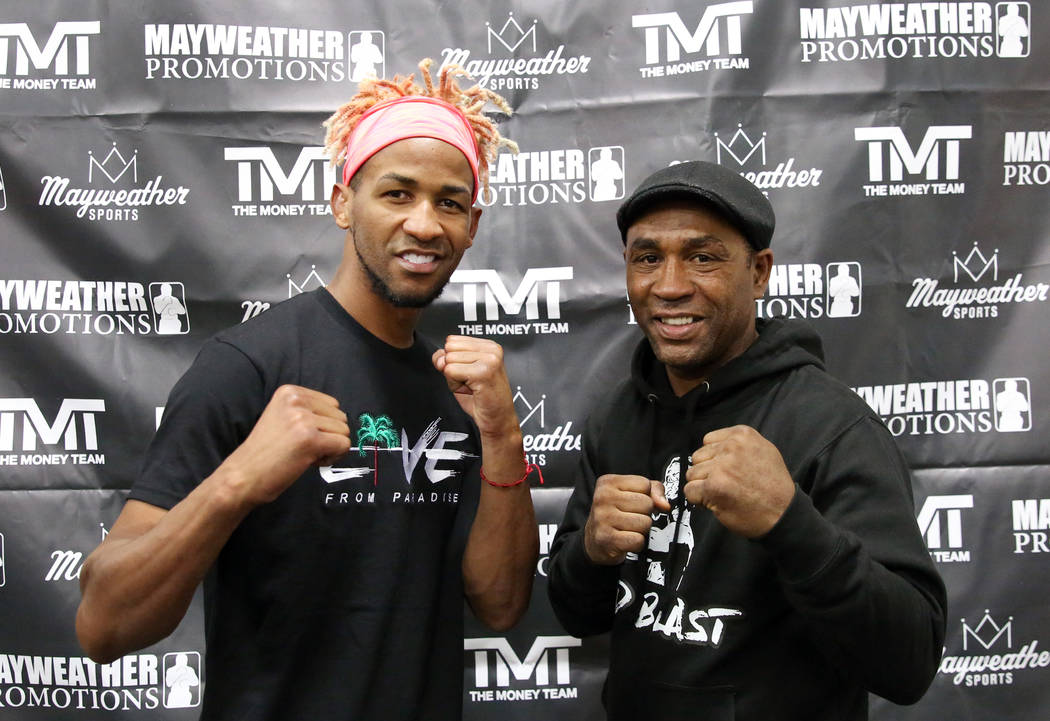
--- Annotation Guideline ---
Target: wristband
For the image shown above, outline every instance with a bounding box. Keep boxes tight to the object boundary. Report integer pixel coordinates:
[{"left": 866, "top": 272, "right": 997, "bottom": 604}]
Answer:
[{"left": 481, "top": 455, "right": 544, "bottom": 487}]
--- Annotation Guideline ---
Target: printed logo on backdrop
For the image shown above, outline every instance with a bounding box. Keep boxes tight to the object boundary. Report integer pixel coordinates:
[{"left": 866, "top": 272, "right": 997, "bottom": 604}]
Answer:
[
  {"left": 0, "top": 398, "right": 105, "bottom": 467},
  {"left": 45, "top": 523, "right": 107, "bottom": 582},
  {"left": 318, "top": 415, "right": 473, "bottom": 507},
  {"left": 757, "top": 262, "right": 862, "bottom": 320},
  {"left": 536, "top": 522, "right": 557, "bottom": 577},
  {"left": 713, "top": 125, "right": 823, "bottom": 191},
  {"left": 241, "top": 266, "right": 326, "bottom": 323},
  {"left": 1012, "top": 498, "right": 1050, "bottom": 554},
  {"left": 348, "top": 31, "right": 385, "bottom": 81},
  {"left": 162, "top": 652, "right": 201, "bottom": 708},
  {"left": 149, "top": 282, "right": 189, "bottom": 334},
  {"left": 799, "top": 2, "right": 1030, "bottom": 63},
  {"left": 465, "top": 636, "right": 582, "bottom": 703},
  {"left": 632, "top": 2, "right": 753, "bottom": 79},
  {"left": 939, "top": 610, "right": 1049, "bottom": 687},
  {"left": 481, "top": 145, "right": 625, "bottom": 207},
  {"left": 917, "top": 494, "right": 973, "bottom": 563},
  {"left": 514, "top": 387, "right": 581, "bottom": 468},
  {"left": 1002, "top": 130, "right": 1050, "bottom": 186},
  {"left": 450, "top": 267, "right": 573, "bottom": 337},
  {"left": 144, "top": 23, "right": 382, "bottom": 83},
  {"left": 855, "top": 125, "right": 971, "bottom": 197},
  {"left": 0, "top": 279, "right": 190, "bottom": 336},
  {"left": 0, "top": 651, "right": 202, "bottom": 711},
  {"left": 0, "top": 21, "right": 100, "bottom": 91},
  {"left": 226, "top": 146, "right": 335, "bottom": 218},
  {"left": 906, "top": 242, "right": 1049, "bottom": 320},
  {"left": 439, "top": 12, "right": 590, "bottom": 93},
  {"left": 38, "top": 142, "right": 190, "bottom": 222},
  {"left": 0, "top": 162, "right": 7, "bottom": 210},
  {"left": 852, "top": 376, "right": 1032, "bottom": 437}
]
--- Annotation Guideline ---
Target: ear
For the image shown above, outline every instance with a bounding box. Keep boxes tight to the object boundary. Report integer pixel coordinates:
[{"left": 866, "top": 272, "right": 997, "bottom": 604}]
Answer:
[
  {"left": 751, "top": 249, "right": 774, "bottom": 299},
  {"left": 330, "top": 183, "right": 353, "bottom": 229},
  {"left": 465, "top": 206, "right": 482, "bottom": 249}
]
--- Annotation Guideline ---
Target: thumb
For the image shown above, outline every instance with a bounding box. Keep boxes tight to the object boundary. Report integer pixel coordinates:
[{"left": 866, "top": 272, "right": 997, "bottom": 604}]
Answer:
[{"left": 650, "top": 481, "right": 671, "bottom": 512}]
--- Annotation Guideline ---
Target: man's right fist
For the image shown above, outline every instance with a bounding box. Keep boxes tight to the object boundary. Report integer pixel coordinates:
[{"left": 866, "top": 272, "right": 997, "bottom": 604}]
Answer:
[
  {"left": 221, "top": 385, "right": 351, "bottom": 507},
  {"left": 584, "top": 474, "right": 670, "bottom": 565}
]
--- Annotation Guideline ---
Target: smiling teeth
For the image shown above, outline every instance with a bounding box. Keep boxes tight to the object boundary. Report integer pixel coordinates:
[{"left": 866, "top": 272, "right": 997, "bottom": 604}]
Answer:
[
  {"left": 402, "top": 253, "right": 436, "bottom": 264},
  {"left": 661, "top": 317, "right": 695, "bottom": 325}
]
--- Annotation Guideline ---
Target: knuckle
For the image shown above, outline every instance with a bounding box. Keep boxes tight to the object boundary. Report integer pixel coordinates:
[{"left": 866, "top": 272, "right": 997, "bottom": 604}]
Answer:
[
  {"left": 289, "top": 416, "right": 317, "bottom": 442},
  {"left": 624, "top": 532, "right": 645, "bottom": 553},
  {"left": 279, "top": 385, "right": 307, "bottom": 407},
  {"left": 594, "top": 479, "right": 616, "bottom": 500}
]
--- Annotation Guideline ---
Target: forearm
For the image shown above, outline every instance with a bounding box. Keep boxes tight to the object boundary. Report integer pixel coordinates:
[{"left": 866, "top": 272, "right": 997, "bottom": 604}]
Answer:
[
  {"left": 77, "top": 467, "right": 252, "bottom": 662},
  {"left": 547, "top": 529, "right": 619, "bottom": 637},
  {"left": 462, "top": 428, "right": 538, "bottom": 631},
  {"left": 546, "top": 457, "right": 622, "bottom": 637},
  {"left": 761, "top": 488, "right": 946, "bottom": 703}
]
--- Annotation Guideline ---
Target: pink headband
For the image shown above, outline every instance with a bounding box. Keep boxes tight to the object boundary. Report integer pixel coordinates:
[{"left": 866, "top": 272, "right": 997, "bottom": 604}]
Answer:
[{"left": 341, "top": 96, "right": 482, "bottom": 202}]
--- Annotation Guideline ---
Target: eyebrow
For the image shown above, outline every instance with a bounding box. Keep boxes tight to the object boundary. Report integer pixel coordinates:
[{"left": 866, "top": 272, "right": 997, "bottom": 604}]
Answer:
[
  {"left": 627, "top": 235, "right": 728, "bottom": 252},
  {"left": 377, "top": 172, "right": 471, "bottom": 197}
]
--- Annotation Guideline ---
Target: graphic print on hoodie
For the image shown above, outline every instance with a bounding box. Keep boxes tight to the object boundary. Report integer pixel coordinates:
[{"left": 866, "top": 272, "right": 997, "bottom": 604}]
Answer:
[{"left": 620, "top": 453, "right": 744, "bottom": 648}]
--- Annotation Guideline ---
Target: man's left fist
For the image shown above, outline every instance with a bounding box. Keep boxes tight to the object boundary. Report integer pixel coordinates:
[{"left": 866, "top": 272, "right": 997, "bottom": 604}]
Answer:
[
  {"left": 432, "top": 336, "right": 518, "bottom": 439},
  {"left": 684, "top": 425, "right": 796, "bottom": 538}
]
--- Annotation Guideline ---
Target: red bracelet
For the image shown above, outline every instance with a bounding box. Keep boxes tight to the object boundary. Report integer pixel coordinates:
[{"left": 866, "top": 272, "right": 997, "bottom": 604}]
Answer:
[{"left": 480, "top": 455, "right": 544, "bottom": 487}]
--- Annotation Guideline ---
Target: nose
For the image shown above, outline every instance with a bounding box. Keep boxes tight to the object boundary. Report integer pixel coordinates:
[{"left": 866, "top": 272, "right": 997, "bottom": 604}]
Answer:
[
  {"left": 652, "top": 258, "right": 692, "bottom": 300},
  {"left": 402, "top": 200, "right": 444, "bottom": 242}
]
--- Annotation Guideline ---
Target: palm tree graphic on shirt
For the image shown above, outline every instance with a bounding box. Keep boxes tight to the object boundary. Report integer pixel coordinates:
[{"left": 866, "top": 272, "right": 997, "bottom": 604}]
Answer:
[{"left": 357, "top": 413, "right": 399, "bottom": 486}]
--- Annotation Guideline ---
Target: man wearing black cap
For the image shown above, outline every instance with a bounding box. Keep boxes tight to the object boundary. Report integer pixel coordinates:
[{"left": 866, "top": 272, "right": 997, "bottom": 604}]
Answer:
[{"left": 547, "top": 161, "right": 946, "bottom": 720}]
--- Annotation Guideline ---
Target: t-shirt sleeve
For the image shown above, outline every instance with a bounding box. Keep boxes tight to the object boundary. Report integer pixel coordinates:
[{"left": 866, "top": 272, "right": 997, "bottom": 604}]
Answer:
[{"left": 129, "top": 338, "right": 267, "bottom": 510}]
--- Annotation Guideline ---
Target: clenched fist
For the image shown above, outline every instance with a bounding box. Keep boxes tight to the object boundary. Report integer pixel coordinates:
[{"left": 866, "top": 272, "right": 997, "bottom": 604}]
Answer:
[
  {"left": 220, "top": 384, "right": 351, "bottom": 508},
  {"left": 685, "top": 425, "right": 795, "bottom": 538},
  {"left": 433, "top": 336, "right": 518, "bottom": 439},
  {"left": 584, "top": 474, "right": 671, "bottom": 565}
]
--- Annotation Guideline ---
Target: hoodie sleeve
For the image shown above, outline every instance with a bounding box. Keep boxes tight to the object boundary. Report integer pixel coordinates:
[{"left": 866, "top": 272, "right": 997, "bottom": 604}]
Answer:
[
  {"left": 757, "top": 415, "right": 947, "bottom": 705},
  {"left": 546, "top": 416, "right": 622, "bottom": 637}
]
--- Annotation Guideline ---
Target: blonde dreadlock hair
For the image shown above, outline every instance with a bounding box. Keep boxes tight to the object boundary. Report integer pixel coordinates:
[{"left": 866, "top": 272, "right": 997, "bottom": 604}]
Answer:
[{"left": 323, "top": 58, "right": 516, "bottom": 195}]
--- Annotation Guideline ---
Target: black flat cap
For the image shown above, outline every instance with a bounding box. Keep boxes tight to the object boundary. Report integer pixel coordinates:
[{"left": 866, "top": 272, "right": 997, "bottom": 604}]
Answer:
[{"left": 616, "top": 160, "right": 775, "bottom": 250}]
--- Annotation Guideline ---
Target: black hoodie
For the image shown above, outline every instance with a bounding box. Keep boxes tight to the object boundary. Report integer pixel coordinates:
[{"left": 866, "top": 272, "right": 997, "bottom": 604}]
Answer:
[{"left": 548, "top": 318, "right": 946, "bottom": 721}]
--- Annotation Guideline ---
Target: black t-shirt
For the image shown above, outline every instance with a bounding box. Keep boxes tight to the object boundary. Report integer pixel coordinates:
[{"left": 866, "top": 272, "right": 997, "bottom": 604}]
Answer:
[{"left": 130, "top": 289, "right": 481, "bottom": 721}]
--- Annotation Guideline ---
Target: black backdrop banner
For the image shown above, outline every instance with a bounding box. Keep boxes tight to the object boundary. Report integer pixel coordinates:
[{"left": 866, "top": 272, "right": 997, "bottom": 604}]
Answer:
[{"left": 1, "top": 2, "right": 1048, "bottom": 719}]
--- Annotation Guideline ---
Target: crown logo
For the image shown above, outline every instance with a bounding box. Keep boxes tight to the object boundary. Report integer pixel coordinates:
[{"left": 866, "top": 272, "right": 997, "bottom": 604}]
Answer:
[
  {"left": 487, "top": 12, "right": 538, "bottom": 53},
  {"left": 953, "top": 242, "right": 998, "bottom": 283},
  {"left": 287, "top": 265, "right": 326, "bottom": 297},
  {"left": 715, "top": 124, "right": 766, "bottom": 167},
  {"left": 962, "top": 610, "right": 1012, "bottom": 651},
  {"left": 512, "top": 386, "right": 546, "bottom": 428},
  {"left": 89, "top": 143, "right": 138, "bottom": 184}
]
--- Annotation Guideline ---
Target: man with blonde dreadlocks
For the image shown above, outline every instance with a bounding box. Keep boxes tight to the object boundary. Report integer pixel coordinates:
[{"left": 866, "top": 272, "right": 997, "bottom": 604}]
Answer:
[{"left": 76, "top": 60, "right": 538, "bottom": 721}]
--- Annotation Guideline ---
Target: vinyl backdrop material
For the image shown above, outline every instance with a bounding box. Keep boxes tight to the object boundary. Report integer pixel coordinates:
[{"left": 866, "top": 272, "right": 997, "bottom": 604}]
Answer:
[{"left": 0, "top": 1, "right": 1048, "bottom": 719}]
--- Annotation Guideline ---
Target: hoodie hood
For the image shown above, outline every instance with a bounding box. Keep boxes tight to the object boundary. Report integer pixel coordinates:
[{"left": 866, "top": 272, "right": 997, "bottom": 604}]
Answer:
[{"left": 629, "top": 316, "right": 826, "bottom": 410}]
